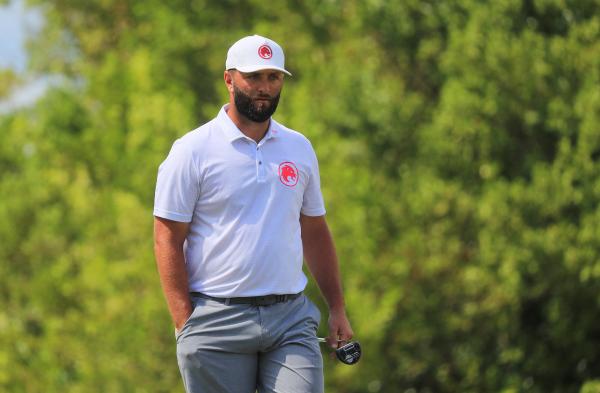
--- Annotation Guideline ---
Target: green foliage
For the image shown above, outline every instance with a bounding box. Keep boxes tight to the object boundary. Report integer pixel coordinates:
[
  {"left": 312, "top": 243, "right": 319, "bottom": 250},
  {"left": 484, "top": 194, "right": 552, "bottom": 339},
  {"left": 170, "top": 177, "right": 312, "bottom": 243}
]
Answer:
[
  {"left": 0, "top": 69, "right": 19, "bottom": 99},
  {"left": 1, "top": 0, "right": 600, "bottom": 392},
  {"left": 581, "top": 380, "right": 600, "bottom": 393}
]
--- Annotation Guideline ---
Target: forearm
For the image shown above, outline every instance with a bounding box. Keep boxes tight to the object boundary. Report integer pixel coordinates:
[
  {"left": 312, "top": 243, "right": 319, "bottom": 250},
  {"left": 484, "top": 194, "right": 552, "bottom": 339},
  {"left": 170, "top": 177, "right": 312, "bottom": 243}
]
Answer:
[
  {"left": 301, "top": 217, "right": 346, "bottom": 312},
  {"left": 154, "top": 218, "right": 192, "bottom": 330},
  {"left": 301, "top": 214, "right": 354, "bottom": 344},
  {"left": 304, "top": 244, "right": 345, "bottom": 312},
  {"left": 155, "top": 245, "right": 192, "bottom": 329}
]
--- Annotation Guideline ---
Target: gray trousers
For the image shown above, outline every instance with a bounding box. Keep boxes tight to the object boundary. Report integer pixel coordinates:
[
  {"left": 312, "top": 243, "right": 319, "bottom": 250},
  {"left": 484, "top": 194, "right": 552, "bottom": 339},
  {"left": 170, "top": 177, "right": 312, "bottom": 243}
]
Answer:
[{"left": 176, "top": 293, "right": 324, "bottom": 393}]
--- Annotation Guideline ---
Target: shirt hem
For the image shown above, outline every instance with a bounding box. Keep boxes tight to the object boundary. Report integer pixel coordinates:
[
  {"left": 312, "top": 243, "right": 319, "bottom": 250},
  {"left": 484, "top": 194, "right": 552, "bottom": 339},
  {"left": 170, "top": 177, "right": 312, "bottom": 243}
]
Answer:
[
  {"left": 153, "top": 209, "right": 192, "bottom": 223},
  {"left": 300, "top": 208, "right": 326, "bottom": 217}
]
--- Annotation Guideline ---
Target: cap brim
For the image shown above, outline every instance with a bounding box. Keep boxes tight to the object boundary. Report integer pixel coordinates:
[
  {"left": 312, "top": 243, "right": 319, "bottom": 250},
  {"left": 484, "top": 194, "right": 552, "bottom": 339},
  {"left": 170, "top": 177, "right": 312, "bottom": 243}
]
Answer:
[{"left": 231, "top": 65, "right": 292, "bottom": 76}]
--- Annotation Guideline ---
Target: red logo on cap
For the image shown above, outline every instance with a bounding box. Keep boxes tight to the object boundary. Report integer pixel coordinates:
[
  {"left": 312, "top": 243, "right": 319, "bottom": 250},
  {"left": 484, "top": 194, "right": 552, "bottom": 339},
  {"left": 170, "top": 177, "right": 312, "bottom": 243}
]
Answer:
[
  {"left": 258, "top": 45, "right": 273, "bottom": 59},
  {"left": 279, "top": 162, "right": 298, "bottom": 187}
]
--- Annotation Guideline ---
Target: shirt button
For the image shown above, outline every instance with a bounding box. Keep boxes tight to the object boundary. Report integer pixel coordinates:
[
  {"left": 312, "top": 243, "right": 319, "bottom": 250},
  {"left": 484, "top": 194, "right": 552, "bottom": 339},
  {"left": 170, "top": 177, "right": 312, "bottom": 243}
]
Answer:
[{"left": 259, "top": 161, "right": 262, "bottom": 165}]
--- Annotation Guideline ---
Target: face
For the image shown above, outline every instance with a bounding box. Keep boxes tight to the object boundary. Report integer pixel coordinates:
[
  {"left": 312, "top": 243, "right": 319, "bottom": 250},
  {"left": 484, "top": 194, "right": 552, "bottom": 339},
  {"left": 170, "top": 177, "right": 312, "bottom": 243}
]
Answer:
[{"left": 226, "top": 70, "right": 284, "bottom": 123}]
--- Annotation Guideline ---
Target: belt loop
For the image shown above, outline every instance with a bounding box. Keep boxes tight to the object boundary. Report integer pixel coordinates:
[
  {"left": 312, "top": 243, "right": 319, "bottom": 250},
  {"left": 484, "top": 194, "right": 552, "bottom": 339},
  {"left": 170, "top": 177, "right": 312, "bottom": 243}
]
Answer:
[{"left": 225, "top": 298, "right": 231, "bottom": 305}]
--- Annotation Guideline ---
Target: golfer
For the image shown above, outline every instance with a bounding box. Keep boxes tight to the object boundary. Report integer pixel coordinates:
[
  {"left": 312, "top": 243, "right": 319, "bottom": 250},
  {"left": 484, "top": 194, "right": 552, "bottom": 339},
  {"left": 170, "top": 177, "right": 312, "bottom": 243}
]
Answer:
[{"left": 153, "top": 34, "right": 353, "bottom": 393}]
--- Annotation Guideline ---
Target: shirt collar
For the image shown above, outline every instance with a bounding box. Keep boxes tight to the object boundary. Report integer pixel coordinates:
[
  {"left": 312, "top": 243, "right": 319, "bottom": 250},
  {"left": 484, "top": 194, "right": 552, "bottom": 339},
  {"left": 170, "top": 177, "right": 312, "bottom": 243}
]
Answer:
[{"left": 217, "top": 104, "right": 279, "bottom": 144}]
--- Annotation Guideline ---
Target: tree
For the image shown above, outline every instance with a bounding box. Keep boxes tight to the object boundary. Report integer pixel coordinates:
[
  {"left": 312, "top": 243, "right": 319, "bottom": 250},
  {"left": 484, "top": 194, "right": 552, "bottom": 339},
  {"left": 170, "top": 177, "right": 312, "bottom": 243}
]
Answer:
[{"left": 1, "top": 0, "right": 599, "bottom": 392}]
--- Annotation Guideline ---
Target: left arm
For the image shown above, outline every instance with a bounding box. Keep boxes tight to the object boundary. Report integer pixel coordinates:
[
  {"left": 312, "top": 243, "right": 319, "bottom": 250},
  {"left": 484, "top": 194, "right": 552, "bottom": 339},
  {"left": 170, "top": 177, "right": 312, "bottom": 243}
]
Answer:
[{"left": 300, "top": 213, "right": 354, "bottom": 348}]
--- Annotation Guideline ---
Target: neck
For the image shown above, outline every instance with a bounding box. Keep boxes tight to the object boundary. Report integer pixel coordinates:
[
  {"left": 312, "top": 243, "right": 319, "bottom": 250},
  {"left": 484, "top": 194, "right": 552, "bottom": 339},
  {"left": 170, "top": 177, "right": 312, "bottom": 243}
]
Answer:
[{"left": 226, "top": 104, "right": 269, "bottom": 143}]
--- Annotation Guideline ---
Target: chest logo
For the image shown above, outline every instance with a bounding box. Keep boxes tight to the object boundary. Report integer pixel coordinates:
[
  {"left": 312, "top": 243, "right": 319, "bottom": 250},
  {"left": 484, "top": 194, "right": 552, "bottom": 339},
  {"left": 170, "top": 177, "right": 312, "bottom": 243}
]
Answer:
[
  {"left": 278, "top": 161, "right": 299, "bottom": 187},
  {"left": 258, "top": 44, "right": 273, "bottom": 59}
]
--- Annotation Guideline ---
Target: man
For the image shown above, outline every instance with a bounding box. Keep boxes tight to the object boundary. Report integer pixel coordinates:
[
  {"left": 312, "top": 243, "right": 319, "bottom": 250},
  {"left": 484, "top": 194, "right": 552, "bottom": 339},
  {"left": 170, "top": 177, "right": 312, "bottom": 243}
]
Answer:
[{"left": 153, "top": 34, "right": 353, "bottom": 393}]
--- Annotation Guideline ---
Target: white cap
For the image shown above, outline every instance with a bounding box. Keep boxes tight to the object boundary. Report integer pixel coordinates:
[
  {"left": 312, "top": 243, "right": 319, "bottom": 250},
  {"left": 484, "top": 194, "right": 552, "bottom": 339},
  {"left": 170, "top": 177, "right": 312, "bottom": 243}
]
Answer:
[{"left": 225, "top": 35, "right": 292, "bottom": 76}]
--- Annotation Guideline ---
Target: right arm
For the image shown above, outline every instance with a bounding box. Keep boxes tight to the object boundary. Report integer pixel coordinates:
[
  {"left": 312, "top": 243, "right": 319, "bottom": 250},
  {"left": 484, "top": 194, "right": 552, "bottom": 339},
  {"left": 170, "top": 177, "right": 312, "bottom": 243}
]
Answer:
[{"left": 154, "top": 216, "right": 192, "bottom": 332}]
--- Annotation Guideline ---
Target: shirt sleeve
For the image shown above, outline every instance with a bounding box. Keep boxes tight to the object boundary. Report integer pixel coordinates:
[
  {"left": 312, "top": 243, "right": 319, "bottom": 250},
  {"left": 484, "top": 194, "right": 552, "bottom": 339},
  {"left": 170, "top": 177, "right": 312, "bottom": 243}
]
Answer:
[
  {"left": 300, "top": 143, "right": 326, "bottom": 217},
  {"left": 153, "top": 139, "right": 200, "bottom": 222}
]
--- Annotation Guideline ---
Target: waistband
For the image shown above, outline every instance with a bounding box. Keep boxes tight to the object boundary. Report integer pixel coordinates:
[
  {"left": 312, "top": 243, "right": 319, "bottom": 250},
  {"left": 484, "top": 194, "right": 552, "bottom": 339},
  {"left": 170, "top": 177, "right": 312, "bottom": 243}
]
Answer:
[{"left": 190, "top": 292, "right": 302, "bottom": 306}]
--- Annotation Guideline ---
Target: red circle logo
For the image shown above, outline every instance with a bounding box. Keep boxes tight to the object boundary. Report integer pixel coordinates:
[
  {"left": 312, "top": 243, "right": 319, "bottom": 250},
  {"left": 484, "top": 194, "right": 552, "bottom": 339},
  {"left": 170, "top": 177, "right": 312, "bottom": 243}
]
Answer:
[
  {"left": 279, "top": 162, "right": 298, "bottom": 187},
  {"left": 258, "top": 45, "right": 273, "bottom": 59}
]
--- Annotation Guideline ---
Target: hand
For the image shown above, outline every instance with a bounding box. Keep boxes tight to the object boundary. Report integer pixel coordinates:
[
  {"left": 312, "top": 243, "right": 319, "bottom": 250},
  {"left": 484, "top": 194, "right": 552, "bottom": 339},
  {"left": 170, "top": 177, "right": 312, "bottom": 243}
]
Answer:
[
  {"left": 174, "top": 308, "right": 194, "bottom": 334},
  {"left": 326, "top": 308, "right": 354, "bottom": 349}
]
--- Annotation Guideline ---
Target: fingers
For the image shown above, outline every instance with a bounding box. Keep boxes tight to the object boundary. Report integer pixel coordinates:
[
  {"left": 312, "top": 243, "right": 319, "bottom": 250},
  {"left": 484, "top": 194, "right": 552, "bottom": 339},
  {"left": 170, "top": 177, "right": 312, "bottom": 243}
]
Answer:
[
  {"left": 336, "top": 327, "right": 354, "bottom": 348},
  {"left": 327, "top": 313, "right": 354, "bottom": 349},
  {"left": 326, "top": 336, "right": 340, "bottom": 349}
]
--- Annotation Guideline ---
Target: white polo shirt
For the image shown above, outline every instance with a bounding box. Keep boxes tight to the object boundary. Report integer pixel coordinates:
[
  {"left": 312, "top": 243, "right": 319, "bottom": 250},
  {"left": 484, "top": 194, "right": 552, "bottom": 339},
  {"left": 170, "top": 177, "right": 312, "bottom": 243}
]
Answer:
[{"left": 154, "top": 104, "right": 326, "bottom": 297}]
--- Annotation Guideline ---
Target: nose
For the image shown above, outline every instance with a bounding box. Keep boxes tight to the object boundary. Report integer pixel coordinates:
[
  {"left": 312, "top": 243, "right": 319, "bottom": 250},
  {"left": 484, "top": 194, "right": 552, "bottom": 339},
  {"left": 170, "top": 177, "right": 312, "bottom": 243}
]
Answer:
[
  {"left": 256, "top": 80, "right": 270, "bottom": 96},
  {"left": 254, "top": 75, "right": 280, "bottom": 97}
]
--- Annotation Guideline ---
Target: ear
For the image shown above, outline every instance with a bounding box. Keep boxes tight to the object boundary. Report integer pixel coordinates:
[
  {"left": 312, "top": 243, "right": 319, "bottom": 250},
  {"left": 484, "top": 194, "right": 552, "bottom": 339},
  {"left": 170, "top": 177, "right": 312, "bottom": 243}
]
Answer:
[{"left": 224, "top": 70, "right": 234, "bottom": 94}]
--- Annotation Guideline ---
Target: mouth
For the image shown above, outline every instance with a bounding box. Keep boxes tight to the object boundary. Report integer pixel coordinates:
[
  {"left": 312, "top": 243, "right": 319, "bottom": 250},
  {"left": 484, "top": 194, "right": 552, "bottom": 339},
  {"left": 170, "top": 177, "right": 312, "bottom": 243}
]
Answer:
[{"left": 253, "top": 99, "right": 272, "bottom": 108}]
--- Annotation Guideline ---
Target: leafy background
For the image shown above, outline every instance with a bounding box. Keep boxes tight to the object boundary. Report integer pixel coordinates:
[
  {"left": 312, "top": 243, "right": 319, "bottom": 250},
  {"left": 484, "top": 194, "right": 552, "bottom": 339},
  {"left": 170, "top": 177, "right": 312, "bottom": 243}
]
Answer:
[{"left": 1, "top": 0, "right": 600, "bottom": 392}]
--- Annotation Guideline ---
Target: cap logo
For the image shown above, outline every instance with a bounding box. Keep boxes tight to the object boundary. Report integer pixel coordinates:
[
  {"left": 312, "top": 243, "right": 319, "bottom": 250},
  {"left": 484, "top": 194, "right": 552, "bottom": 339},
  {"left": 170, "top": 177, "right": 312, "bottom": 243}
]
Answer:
[
  {"left": 278, "top": 162, "right": 298, "bottom": 187},
  {"left": 258, "top": 44, "right": 273, "bottom": 59}
]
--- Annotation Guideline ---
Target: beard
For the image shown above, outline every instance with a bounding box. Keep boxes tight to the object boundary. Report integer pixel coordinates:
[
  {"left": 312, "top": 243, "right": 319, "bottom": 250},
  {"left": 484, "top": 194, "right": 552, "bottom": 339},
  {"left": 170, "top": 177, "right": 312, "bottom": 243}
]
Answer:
[{"left": 233, "top": 85, "right": 281, "bottom": 123}]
